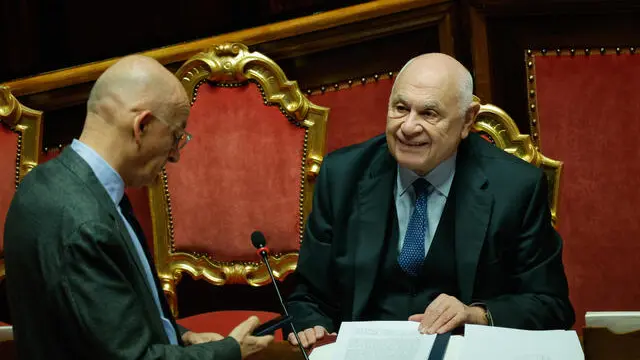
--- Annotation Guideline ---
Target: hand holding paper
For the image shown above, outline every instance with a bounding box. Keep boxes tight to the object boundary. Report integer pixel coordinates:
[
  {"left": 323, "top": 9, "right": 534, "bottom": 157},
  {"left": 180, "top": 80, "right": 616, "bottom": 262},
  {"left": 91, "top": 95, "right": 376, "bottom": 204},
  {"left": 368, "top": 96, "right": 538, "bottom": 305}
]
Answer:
[
  {"left": 409, "top": 293, "right": 488, "bottom": 334},
  {"left": 288, "top": 325, "right": 336, "bottom": 348}
]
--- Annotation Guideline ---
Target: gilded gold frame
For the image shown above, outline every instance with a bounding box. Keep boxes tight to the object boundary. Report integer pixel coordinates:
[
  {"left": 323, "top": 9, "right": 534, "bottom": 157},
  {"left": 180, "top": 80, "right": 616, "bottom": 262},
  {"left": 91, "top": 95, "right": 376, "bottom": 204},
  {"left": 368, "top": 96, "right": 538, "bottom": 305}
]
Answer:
[
  {"left": 472, "top": 95, "right": 562, "bottom": 227},
  {"left": 148, "top": 43, "right": 329, "bottom": 315},
  {"left": 0, "top": 86, "right": 43, "bottom": 279}
]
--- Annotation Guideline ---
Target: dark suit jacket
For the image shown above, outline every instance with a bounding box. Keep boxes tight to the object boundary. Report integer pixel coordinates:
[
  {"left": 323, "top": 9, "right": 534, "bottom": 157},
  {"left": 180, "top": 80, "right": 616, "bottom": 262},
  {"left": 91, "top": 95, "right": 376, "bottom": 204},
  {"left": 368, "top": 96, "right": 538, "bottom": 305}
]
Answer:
[
  {"left": 4, "top": 148, "right": 240, "bottom": 360},
  {"left": 287, "top": 133, "right": 575, "bottom": 332}
]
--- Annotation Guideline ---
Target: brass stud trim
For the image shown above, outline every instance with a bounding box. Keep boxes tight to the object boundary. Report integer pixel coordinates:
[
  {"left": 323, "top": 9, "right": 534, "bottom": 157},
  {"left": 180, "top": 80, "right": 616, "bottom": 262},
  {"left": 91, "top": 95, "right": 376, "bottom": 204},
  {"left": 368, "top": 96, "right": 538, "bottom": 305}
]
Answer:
[
  {"left": 303, "top": 71, "right": 396, "bottom": 96},
  {"left": 1, "top": 120, "right": 24, "bottom": 189},
  {"left": 523, "top": 46, "right": 637, "bottom": 148},
  {"left": 524, "top": 49, "right": 541, "bottom": 148},
  {"left": 15, "top": 132, "right": 22, "bottom": 189},
  {"left": 529, "top": 46, "right": 640, "bottom": 58}
]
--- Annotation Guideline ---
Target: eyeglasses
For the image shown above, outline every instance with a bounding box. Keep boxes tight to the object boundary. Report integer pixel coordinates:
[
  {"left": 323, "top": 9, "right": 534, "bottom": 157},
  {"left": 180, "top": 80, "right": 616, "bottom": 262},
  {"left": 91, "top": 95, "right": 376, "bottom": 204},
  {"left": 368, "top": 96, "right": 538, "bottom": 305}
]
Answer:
[
  {"left": 173, "top": 130, "right": 192, "bottom": 150},
  {"left": 153, "top": 114, "right": 193, "bottom": 150}
]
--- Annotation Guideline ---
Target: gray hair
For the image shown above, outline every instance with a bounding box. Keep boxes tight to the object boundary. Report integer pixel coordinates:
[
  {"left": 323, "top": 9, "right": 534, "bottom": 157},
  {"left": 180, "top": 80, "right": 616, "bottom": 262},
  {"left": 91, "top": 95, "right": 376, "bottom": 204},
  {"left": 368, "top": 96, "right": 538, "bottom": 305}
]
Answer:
[
  {"left": 394, "top": 54, "right": 475, "bottom": 115},
  {"left": 458, "top": 69, "right": 474, "bottom": 115}
]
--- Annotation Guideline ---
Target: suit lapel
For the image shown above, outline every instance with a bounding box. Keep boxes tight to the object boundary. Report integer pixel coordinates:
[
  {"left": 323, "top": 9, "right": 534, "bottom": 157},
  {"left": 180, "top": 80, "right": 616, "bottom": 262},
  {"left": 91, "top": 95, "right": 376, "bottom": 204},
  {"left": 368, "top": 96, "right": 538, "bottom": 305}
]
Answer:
[
  {"left": 58, "top": 149, "right": 159, "bottom": 306},
  {"left": 352, "top": 149, "right": 397, "bottom": 319},
  {"left": 452, "top": 137, "right": 493, "bottom": 304}
]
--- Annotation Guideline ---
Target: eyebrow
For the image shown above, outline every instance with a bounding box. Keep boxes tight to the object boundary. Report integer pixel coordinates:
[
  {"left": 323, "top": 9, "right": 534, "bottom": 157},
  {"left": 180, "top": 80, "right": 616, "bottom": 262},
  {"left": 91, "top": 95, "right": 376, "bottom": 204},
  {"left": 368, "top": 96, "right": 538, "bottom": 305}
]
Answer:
[
  {"left": 393, "top": 95, "right": 443, "bottom": 111},
  {"left": 420, "top": 100, "right": 443, "bottom": 112}
]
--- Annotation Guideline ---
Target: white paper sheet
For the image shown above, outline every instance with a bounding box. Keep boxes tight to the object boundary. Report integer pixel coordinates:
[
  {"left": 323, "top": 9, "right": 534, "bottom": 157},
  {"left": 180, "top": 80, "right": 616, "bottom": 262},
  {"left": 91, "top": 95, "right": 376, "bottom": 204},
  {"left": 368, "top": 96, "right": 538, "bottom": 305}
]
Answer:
[
  {"left": 0, "top": 326, "right": 13, "bottom": 342},
  {"left": 329, "top": 321, "right": 436, "bottom": 360},
  {"left": 585, "top": 311, "right": 640, "bottom": 333},
  {"left": 310, "top": 332, "right": 465, "bottom": 360},
  {"left": 443, "top": 335, "right": 464, "bottom": 360},
  {"left": 310, "top": 342, "right": 337, "bottom": 360},
  {"left": 459, "top": 324, "right": 584, "bottom": 360}
]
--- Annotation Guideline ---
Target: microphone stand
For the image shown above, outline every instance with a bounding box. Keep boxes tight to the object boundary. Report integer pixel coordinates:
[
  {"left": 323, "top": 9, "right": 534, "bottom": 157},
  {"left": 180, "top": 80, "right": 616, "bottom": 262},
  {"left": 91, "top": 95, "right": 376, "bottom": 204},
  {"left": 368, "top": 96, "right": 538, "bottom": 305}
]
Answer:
[{"left": 258, "top": 249, "right": 310, "bottom": 360}]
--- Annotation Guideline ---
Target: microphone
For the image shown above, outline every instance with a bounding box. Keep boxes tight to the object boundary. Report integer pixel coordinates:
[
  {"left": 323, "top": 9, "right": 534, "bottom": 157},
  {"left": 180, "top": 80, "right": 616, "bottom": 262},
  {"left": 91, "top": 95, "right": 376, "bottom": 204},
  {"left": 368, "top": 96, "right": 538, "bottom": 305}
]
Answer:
[{"left": 251, "top": 231, "right": 310, "bottom": 360}]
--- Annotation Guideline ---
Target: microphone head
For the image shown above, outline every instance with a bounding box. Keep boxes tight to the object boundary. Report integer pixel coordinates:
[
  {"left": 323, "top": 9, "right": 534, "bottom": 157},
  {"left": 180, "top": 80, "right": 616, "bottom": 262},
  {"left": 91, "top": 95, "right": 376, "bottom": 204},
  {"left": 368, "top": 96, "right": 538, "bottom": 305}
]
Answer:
[{"left": 251, "top": 231, "right": 267, "bottom": 249}]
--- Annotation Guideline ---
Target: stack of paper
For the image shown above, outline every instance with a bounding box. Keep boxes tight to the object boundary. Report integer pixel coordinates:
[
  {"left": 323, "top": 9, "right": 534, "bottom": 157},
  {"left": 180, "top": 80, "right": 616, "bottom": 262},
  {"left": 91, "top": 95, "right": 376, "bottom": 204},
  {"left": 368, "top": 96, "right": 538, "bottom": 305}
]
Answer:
[
  {"left": 320, "top": 321, "right": 437, "bottom": 360},
  {"left": 0, "top": 326, "right": 13, "bottom": 342},
  {"left": 310, "top": 321, "right": 584, "bottom": 360},
  {"left": 585, "top": 311, "right": 640, "bottom": 333},
  {"left": 459, "top": 324, "right": 583, "bottom": 360}
]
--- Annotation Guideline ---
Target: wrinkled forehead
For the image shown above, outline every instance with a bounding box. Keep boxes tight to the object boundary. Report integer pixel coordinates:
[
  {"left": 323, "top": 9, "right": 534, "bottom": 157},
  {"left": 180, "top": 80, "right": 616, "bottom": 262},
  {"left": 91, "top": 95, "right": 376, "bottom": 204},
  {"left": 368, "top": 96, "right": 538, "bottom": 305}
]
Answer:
[
  {"left": 172, "top": 103, "right": 191, "bottom": 129},
  {"left": 391, "top": 68, "right": 458, "bottom": 105},
  {"left": 163, "top": 84, "right": 191, "bottom": 128}
]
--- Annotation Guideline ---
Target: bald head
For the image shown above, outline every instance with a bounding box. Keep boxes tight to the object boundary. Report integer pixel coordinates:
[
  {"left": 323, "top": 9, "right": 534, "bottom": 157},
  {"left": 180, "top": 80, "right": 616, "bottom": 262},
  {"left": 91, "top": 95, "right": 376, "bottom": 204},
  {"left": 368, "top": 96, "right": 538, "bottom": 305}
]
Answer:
[
  {"left": 87, "top": 54, "right": 188, "bottom": 122},
  {"left": 80, "top": 55, "right": 191, "bottom": 187},
  {"left": 393, "top": 53, "right": 474, "bottom": 114}
]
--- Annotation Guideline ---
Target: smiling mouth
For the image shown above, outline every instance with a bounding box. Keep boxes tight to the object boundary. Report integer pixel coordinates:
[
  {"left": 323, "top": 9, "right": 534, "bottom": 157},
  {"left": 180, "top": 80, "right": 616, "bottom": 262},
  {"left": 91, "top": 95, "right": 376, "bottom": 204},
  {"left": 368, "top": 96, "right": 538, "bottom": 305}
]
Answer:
[{"left": 398, "top": 138, "right": 429, "bottom": 147}]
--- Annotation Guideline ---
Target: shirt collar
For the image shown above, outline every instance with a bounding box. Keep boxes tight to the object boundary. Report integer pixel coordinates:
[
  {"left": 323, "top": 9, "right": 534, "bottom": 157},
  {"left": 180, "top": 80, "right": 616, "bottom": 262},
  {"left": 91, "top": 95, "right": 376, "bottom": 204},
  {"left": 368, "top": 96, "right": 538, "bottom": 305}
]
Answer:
[
  {"left": 397, "top": 152, "right": 457, "bottom": 198},
  {"left": 70, "top": 139, "right": 125, "bottom": 205}
]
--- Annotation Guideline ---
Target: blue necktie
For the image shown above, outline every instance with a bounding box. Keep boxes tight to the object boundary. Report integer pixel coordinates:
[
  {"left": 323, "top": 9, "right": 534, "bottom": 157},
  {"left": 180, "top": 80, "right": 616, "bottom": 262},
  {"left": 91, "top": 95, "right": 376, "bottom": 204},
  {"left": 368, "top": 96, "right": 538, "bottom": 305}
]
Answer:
[{"left": 398, "top": 178, "right": 430, "bottom": 276}]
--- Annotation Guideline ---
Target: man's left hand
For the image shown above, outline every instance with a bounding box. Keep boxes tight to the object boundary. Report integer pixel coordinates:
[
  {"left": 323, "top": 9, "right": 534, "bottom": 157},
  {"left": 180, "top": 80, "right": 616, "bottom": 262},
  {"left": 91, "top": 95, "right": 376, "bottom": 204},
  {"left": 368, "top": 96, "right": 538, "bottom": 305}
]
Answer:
[
  {"left": 408, "top": 293, "right": 488, "bottom": 334},
  {"left": 182, "top": 331, "right": 225, "bottom": 345}
]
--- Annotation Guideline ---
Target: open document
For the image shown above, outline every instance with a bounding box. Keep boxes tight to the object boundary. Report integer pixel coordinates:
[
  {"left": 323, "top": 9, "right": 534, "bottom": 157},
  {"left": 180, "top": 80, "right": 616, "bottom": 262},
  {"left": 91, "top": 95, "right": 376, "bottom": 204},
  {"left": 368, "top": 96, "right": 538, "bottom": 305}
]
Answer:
[
  {"left": 310, "top": 321, "right": 583, "bottom": 360},
  {"left": 320, "top": 321, "right": 438, "bottom": 360},
  {"left": 460, "top": 324, "right": 584, "bottom": 360}
]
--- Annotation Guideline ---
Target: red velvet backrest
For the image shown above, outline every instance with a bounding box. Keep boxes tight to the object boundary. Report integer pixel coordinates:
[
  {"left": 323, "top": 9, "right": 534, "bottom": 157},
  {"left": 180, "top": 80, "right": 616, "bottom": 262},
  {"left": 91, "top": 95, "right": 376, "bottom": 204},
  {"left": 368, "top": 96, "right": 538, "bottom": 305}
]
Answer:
[
  {"left": 149, "top": 44, "right": 328, "bottom": 315},
  {"left": 309, "top": 77, "right": 394, "bottom": 153},
  {"left": 0, "top": 86, "right": 43, "bottom": 280},
  {"left": 528, "top": 50, "right": 640, "bottom": 331},
  {"left": 0, "top": 126, "right": 18, "bottom": 262},
  {"left": 167, "top": 83, "right": 305, "bottom": 260}
]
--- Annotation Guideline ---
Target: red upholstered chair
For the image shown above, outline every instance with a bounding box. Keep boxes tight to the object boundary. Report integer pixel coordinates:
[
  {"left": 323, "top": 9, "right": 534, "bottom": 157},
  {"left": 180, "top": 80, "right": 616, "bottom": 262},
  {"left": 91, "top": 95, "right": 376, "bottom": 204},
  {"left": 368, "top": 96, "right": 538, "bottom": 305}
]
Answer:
[
  {"left": 527, "top": 49, "right": 640, "bottom": 333},
  {"left": 148, "top": 43, "right": 328, "bottom": 338},
  {"left": 0, "top": 86, "right": 43, "bottom": 285},
  {"left": 0, "top": 86, "right": 43, "bottom": 344}
]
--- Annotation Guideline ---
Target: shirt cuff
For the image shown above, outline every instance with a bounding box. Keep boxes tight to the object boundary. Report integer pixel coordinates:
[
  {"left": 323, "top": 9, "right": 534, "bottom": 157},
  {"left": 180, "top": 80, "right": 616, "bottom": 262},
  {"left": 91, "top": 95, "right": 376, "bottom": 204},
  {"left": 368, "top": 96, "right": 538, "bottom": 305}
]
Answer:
[{"left": 470, "top": 302, "right": 494, "bottom": 326}]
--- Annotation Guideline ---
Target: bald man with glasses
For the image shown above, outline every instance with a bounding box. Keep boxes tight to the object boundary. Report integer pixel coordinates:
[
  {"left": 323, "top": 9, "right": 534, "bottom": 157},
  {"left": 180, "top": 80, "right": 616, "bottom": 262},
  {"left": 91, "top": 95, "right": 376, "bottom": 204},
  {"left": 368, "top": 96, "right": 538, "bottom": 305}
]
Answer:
[{"left": 4, "top": 55, "right": 272, "bottom": 360}]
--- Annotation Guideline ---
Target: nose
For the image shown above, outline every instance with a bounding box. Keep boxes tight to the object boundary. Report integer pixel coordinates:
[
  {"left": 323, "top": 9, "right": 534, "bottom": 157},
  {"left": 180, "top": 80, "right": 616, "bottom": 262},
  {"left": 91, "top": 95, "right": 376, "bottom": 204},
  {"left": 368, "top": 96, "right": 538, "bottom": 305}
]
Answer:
[{"left": 400, "top": 110, "right": 423, "bottom": 136}]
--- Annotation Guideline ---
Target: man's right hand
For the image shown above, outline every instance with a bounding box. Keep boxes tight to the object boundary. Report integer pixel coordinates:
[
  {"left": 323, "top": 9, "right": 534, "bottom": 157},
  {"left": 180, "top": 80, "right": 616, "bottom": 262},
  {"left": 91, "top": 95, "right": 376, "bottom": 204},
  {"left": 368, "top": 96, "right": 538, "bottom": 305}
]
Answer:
[
  {"left": 287, "top": 326, "right": 336, "bottom": 348},
  {"left": 228, "top": 316, "right": 274, "bottom": 359}
]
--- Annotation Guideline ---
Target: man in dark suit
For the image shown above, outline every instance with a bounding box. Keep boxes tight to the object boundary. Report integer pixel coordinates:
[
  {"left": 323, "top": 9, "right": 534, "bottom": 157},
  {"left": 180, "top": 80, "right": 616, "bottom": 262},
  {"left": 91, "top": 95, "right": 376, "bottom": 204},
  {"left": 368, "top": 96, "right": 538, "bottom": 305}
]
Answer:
[
  {"left": 287, "top": 53, "right": 575, "bottom": 347},
  {"left": 4, "top": 55, "right": 272, "bottom": 359}
]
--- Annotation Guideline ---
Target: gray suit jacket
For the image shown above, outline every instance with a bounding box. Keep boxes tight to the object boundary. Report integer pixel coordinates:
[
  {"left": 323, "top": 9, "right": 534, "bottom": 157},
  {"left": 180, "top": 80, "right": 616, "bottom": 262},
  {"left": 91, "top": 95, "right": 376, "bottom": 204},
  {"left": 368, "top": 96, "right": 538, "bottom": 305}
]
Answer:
[{"left": 4, "top": 148, "right": 240, "bottom": 360}]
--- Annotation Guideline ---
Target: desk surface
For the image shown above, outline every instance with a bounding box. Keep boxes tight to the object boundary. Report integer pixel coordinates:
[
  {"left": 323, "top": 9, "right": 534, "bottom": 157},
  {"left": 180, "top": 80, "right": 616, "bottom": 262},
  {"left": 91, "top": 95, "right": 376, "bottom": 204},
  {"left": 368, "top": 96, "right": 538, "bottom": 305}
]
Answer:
[{"left": 248, "top": 341, "right": 303, "bottom": 360}]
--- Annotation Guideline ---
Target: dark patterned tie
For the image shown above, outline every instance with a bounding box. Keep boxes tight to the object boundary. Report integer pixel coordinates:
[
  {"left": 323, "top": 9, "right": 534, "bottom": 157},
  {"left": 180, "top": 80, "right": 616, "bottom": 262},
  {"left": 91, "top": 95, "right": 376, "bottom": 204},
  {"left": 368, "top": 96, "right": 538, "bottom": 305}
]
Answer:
[
  {"left": 398, "top": 178, "right": 430, "bottom": 276},
  {"left": 119, "top": 194, "right": 183, "bottom": 344}
]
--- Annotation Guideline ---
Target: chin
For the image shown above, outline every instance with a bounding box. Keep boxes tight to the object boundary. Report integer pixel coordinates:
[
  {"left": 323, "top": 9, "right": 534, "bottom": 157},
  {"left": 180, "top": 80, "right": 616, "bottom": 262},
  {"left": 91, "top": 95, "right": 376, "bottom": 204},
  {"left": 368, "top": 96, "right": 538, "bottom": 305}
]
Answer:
[{"left": 394, "top": 155, "right": 425, "bottom": 173}]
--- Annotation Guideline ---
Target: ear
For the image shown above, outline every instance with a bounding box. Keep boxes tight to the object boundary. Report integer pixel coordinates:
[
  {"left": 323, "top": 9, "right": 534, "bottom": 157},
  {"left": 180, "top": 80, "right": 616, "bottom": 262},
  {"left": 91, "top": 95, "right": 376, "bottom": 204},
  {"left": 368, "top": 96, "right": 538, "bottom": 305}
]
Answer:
[
  {"left": 132, "top": 110, "right": 153, "bottom": 145},
  {"left": 460, "top": 101, "right": 481, "bottom": 139}
]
